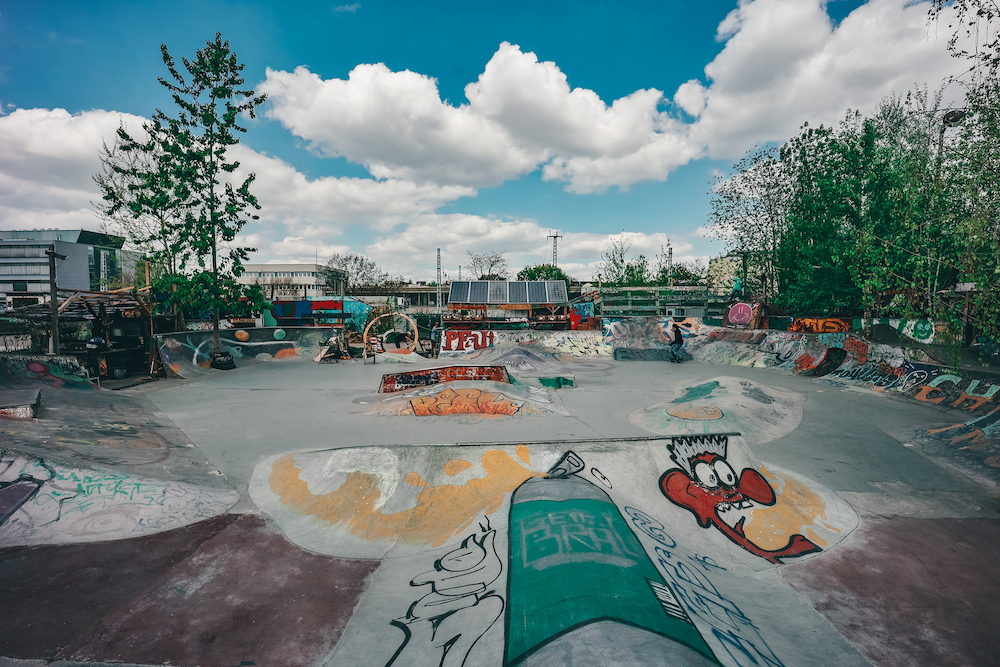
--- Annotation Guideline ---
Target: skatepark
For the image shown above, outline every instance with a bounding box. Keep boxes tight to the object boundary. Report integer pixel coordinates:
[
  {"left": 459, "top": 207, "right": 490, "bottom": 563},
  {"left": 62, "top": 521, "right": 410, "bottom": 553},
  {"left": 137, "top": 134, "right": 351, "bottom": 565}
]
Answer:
[{"left": 2, "top": 319, "right": 999, "bottom": 667}]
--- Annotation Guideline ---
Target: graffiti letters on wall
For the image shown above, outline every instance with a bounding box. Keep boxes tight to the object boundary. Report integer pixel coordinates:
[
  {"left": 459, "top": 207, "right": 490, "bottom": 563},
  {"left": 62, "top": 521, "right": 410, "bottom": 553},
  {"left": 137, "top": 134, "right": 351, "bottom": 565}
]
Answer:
[
  {"left": 788, "top": 318, "right": 851, "bottom": 334},
  {"left": 442, "top": 330, "right": 496, "bottom": 352}
]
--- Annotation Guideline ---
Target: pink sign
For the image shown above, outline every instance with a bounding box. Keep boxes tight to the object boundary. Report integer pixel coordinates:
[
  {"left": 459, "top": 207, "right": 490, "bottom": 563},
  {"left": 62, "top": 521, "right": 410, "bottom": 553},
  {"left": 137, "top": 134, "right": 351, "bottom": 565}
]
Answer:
[{"left": 728, "top": 302, "right": 753, "bottom": 325}]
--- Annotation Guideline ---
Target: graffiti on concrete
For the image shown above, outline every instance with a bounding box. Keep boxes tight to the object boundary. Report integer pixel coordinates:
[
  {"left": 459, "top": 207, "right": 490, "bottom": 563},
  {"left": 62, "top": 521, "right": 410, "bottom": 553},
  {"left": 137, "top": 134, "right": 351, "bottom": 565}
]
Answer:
[
  {"left": 794, "top": 347, "right": 848, "bottom": 376},
  {"left": 568, "top": 301, "right": 595, "bottom": 329},
  {"left": 788, "top": 318, "right": 851, "bottom": 333},
  {"left": 630, "top": 378, "right": 806, "bottom": 445},
  {"left": 0, "top": 355, "right": 94, "bottom": 389},
  {"left": 0, "top": 450, "right": 238, "bottom": 546},
  {"left": 442, "top": 330, "right": 497, "bottom": 352},
  {"left": 505, "top": 451, "right": 719, "bottom": 666},
  {"left": 625, "top": 507, "right": 788, "bottom": 667},
  {"left": 367, "top": 382, "right": 564, "bottom": 418},
  {"left": 260, "top": 446, "right": 545, "bottom": 556},
  {"left": 379, "top": 366, "right": 511, "bottom": 393},
  {"left": 926, "top": 405, "right": 1000, "bottom": 468},
  {"left": 707, "top": 330, "right": 767, "bottom": 345},
  {"left": 387, "top": 519, "right": 505, "bottom": 667},
  {"left": 156, "top": 328, "right": 328, "bottom": 377},
  {"left": 912, "top": 374, "right": 1000, "bottom": 412},
  {"left": 659, "top": 435, "right": 822, "bottom": 564},
  {"left": 440, "top": 330, "right": 612, "bottom": 358}
]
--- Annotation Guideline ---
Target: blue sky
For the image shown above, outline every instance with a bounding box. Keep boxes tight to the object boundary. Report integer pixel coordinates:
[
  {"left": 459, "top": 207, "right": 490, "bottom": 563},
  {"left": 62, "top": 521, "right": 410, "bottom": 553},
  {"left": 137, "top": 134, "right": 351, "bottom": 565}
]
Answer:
[{"left": 0, "top": 0, "right": 966, "bottom": 281}]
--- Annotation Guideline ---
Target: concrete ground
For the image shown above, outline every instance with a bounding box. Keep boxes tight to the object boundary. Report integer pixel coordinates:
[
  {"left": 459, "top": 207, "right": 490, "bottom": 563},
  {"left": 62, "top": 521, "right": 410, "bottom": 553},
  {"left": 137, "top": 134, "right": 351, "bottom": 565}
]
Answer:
[{"left": 1, "top": 351, "right": 998, "bottom": 667}]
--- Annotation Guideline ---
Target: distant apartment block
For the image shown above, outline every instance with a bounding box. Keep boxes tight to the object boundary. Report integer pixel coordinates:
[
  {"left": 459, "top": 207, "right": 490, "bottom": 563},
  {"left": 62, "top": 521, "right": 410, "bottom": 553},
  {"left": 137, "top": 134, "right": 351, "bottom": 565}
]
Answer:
[
  {"left": 238, "top": 263, "right": 346, "bottom": 300},
  {"left": 0, "top": 229, "right": 134, "bottom": 308}
]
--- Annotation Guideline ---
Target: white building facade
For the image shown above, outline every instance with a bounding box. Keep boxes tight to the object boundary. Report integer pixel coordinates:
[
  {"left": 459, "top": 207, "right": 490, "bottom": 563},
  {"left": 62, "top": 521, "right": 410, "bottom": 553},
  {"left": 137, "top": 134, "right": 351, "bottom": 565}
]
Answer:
[{"left": 238, "top": 263, "right": 344, "bottom": 300}]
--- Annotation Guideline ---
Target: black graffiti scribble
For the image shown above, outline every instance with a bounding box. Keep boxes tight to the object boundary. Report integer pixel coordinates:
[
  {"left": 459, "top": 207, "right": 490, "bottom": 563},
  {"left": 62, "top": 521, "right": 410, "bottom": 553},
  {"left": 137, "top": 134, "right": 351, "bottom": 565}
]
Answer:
[{"left": 386, "top": 518, "right": 504, "bottom": 667}]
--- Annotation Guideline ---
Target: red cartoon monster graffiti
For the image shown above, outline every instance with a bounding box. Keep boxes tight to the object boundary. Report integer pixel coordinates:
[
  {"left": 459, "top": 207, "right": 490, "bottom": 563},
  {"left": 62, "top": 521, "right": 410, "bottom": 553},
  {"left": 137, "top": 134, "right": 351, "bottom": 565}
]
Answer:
[{"left": 659, "top": 435, "right": 821, "bottom": 564}]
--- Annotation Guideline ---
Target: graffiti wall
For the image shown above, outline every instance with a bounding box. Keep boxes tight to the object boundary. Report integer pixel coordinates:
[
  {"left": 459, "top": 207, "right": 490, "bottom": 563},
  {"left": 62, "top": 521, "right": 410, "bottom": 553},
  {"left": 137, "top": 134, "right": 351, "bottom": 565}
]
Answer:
[
  {"left": 438, "top": 329, "right": 611, "bottom": 357},
  {"left": 378, "top": 366, "right": 511, "bottom": 393},
  {"left": 249, "top": 440, "right": 863, "bottom": 666},
  {"left": 0, "top": 450, "right": 239, "bottom": 546},
  {"left": 156, "top": 327, "right": 329, "bottom": 378},
  {"left": 0, "top": 354, "right": 94, "bottom": 389},
  {"left": 568, "top": 301, "right": 595, "bottom": 329},
  {"left": 788, "top": 318, "right": 851, "bottom": 334}
]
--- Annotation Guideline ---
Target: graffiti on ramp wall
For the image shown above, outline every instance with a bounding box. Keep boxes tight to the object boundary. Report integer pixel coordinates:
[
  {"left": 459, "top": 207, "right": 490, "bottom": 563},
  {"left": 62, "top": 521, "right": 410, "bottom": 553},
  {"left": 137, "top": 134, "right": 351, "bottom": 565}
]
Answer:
[
  {"left": 386, "top": 519, "right": 505, "bottom": 667},
  {"left": 253, "top": 442, "right": 862, "bottom": 666},
  {"left": 659, "top": 435, "right": 822, "bottom": 564},
  {"left": 0, "top": 450, "right": 238, "bottom": 546}
]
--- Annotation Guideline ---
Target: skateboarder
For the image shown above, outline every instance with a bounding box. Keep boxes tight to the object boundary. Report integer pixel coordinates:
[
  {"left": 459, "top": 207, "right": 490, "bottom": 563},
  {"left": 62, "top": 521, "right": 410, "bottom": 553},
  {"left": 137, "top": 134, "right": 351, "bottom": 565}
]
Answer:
[{"left": 669, "top": 323, "right": 684, "bottom": 363}]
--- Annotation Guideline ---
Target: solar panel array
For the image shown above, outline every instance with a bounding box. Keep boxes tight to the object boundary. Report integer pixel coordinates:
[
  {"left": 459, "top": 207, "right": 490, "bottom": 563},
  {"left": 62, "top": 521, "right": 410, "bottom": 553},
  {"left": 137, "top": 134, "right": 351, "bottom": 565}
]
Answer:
[{"left": 447, "top": 280, "right": 569, "bottom": 304}]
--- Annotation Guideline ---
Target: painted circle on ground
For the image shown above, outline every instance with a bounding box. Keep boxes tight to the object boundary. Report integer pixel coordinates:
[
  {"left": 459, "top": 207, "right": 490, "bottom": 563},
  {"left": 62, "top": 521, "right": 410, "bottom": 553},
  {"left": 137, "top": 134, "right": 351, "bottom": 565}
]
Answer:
[
  {"left": 235, "top": 329, "right": 250, "bottom": 342},
  {"left": 729, "top": 302, "right": 753, "bottom": 325},
  {"left": 666, "top": 404, "right": 724, "bottom": 421},
  {"left": 273, "top": 329, "right": 286, "bottom": 340}
]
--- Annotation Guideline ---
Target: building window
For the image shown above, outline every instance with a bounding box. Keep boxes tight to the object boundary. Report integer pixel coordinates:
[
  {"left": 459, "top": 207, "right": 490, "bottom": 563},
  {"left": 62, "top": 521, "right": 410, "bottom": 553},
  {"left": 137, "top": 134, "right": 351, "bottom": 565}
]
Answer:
[{"left": 13, "top": 281, "right": 28, "bottom": 292}]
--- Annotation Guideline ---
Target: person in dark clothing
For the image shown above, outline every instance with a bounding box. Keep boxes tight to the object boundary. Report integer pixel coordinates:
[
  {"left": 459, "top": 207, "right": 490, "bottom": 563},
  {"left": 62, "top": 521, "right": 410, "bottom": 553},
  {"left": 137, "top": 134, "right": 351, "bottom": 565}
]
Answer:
[{"left": 669, "top": 323, "right": 684, "bottom": 362}]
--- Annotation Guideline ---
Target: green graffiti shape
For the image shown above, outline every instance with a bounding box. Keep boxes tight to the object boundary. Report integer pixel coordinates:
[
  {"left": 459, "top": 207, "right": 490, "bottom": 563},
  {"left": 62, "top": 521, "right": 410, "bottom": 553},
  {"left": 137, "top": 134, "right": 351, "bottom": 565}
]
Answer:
[{"left": 671, "top": 381, "right": 721, "bottom": 404}]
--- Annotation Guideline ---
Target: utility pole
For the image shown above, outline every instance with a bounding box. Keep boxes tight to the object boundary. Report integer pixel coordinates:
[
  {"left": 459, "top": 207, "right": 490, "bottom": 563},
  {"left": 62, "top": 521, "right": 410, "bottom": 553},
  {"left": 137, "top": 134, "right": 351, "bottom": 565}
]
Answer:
[
  {"left": 547, "top": 230, "right": 563, "bottom": 267},
  {"left": 45, "top": 244, "right": 67, "bottom": 355},
  {"left": 436, "top": 248, "right": 442, "bottom": 319},
  {"left": 667, "top": 243, "right": 673, "bottom": 287}
]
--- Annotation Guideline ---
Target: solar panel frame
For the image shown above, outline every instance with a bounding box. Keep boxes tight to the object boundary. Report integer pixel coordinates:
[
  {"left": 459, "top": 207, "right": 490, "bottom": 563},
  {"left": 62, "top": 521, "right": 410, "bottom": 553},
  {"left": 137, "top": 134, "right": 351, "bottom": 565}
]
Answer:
[
  {"left": 449, "top": 281, "right": 470, "bottom": 303},
  {"left": 508, "top": 281, "right": 528, "bottom": 304},
  {"left": 468, "top": 281, "right": 489, "bottom": 303},
  {"left": 488, "top": 281, "right": 507, "bottom": 304},
  {"left": 546, "top": 280, "right": 568, "bottom": 303},
  {"left": 527, "top": 282, "right": 548, "bottom": 303}
]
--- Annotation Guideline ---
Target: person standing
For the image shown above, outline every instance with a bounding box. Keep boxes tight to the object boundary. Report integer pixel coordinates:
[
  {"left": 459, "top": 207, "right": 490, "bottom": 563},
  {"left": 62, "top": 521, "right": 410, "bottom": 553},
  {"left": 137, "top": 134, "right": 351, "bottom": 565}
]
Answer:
[{"left": 669, "top": 323, "right": 684, "bottom": 363}]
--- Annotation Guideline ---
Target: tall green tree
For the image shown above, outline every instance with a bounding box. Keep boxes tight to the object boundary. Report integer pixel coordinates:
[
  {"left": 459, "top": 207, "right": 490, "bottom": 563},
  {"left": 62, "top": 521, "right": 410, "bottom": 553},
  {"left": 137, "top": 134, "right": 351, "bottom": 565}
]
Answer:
[{"left": 107, "top": 33, "right": 266, "bottom": 354}]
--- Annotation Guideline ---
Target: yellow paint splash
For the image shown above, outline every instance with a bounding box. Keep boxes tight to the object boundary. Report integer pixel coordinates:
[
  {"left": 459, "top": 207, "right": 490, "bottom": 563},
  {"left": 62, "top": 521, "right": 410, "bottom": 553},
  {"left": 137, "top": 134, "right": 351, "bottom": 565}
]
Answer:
[
  {"left": 516, "top": 444, "right": 530, "bottom": 464},
  {"left": 444, "top": 459, "right": 473, "bottom": 476},
  {"left": 269, "top": 449, "right": 543, "bottom": 547},
  {"left": 406, "top": 472, "right": 429, "bottom": 487},
  {"left": 746, "top": 466, "right": 831, "bottom": 550}
]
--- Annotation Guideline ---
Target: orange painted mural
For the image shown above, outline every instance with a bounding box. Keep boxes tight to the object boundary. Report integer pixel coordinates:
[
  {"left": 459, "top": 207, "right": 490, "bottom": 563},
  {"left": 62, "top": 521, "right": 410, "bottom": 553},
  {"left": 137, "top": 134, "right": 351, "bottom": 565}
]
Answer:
[{"left": 268, "top": 446, "right": 543, "bottom": 547}]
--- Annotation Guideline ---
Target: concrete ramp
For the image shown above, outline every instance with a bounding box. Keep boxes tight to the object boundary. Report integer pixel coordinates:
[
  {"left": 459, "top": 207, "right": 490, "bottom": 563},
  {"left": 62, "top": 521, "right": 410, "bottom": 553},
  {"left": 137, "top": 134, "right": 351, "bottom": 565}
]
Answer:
[
  {"left": 156, "top": 328, "right": 329, "bottom": 378},
  {"left": 1, "top": 449, "right": 239, "bottom": 547},
  {"left": 629, "top": 376, "right": 806, "bottom": 445},
  {"left": 249, "top": 438, "right": 861, "bottom": 666}
]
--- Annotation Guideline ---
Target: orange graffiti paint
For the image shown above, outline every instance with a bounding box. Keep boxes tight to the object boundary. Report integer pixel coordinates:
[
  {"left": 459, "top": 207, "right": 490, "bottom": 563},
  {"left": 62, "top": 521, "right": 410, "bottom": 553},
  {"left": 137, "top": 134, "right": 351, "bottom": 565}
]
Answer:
[
  {"left": 516, "top": 444, "right": 531, "bottom": 464},
  {"left": 406, "top": 472, "right": 430, "bottom": 487},
  {"left": 913, "top": 386, "right": 947, "bottom": 404},
  {"left": 444, "top": 459, "right": 474, "bottom": 476},
  {"left": 746, "top": 467, "right": 831, "bottom": 550},
  {"left": 411, "top": 388, "right": 522, "bottom": 417},
  {"left": 274, "top": 348, "right": 299, "bottom": 358},
  {"left": 269, "top": 449, "right": 543, "bottom": 547},
  {"left": 665, "top": 405, "right": 724, "bottom": 421}
]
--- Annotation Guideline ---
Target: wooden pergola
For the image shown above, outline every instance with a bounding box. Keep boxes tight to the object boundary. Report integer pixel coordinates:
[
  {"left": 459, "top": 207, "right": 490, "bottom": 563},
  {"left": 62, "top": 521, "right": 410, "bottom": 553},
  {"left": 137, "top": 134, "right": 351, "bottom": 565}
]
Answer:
[{"left": 54, "top": 286, "right": 153, "bottom": 319}]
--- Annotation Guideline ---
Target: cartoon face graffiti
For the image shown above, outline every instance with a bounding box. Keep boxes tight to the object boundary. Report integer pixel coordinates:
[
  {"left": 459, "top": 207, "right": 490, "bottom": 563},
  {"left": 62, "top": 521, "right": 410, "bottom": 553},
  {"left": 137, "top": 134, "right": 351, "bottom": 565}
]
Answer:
[{"left": 659, "top": 435, "right": 821, "bottom": 564}]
